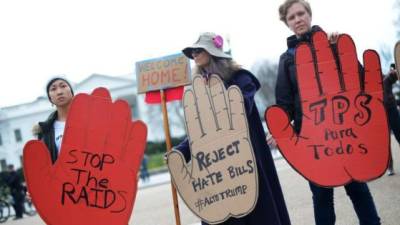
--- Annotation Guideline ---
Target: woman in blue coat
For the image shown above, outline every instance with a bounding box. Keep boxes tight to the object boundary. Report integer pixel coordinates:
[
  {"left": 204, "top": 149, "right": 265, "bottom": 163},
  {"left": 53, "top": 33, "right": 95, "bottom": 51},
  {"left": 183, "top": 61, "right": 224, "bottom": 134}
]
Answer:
[{"left": 174, "top": 32, "right": 291, "bottom": 225}]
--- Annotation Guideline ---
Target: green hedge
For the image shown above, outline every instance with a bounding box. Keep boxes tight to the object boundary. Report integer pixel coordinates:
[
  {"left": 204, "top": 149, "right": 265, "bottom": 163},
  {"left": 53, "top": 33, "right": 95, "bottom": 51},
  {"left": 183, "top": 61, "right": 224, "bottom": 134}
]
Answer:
[
  {"left": 148, "top": 153, "right": 166, "bottom": 170},
  {"left": 145, "top": 136, "right": 185, "bottom": 155}
]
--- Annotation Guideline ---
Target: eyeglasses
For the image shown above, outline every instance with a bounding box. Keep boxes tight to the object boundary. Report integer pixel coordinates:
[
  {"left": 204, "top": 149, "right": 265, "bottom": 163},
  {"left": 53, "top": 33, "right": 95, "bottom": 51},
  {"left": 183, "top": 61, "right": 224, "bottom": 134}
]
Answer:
[{"left": 191, "top": 48, "right": 204, "bottom": 55}]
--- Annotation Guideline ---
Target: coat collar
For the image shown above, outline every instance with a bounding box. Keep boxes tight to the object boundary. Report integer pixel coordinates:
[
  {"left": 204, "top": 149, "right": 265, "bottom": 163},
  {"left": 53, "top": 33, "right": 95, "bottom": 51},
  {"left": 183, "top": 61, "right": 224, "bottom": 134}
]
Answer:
[
  {"left": 230, "top": 69, "right": 261, "bottom": 91},
  {"left": 39, "top": 111, "right": 58, "bottom": 133},
  {"left": 287, "top": 25, "right": 323, "bottom": 49}
]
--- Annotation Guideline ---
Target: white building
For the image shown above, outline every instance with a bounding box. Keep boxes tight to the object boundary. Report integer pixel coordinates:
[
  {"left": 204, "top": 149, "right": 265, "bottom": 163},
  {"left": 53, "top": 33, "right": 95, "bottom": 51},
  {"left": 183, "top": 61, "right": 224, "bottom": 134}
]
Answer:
[{"left": 0, "top": 74, "right": 185, "bottom": 170}]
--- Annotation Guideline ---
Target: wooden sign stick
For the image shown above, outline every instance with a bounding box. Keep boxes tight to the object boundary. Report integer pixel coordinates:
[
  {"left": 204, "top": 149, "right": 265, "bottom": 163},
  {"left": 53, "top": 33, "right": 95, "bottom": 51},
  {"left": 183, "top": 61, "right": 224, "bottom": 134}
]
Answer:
[{"left": 160, "top": 89, "right": 182, "bottom": 225}]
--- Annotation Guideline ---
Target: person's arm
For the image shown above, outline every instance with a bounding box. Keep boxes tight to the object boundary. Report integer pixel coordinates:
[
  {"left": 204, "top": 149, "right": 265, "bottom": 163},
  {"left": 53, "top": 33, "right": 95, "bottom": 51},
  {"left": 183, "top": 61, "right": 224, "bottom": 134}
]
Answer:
[
  {"left": 231, "top": 72, "right": 258, "bottom": 115},
  {"left": 173, "top": 137, "right": 191, "bottom": 162},
  {"left": 382, "top": 72, "right": 397, "bottom": 96},
  {"left": 328, "top": 31, "right": 340, "bottom": 44},
  {"left": 396, "top": 99, "right": 400, "bottom": 106},
  {"left": 387, "top": 69, "right": 398, "bottom": 84},
  {"left": 275, "top": 55, "right": 295, "bottom": 120}
]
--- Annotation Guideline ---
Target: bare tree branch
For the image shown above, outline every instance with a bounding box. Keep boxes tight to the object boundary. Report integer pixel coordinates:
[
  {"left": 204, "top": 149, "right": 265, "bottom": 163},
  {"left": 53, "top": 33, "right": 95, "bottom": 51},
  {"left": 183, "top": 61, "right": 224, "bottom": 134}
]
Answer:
[{"left": 251, "top": 59, "right": 278, "bottom": 114}]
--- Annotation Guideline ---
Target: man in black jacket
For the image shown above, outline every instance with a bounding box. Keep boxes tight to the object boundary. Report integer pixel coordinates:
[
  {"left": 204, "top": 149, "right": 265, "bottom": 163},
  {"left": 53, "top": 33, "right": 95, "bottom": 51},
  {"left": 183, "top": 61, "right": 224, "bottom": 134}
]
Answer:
[
  {"left": 6, "top": 164, "right": 24, "bottom": 219},
  {"left": 383, "top": 63, "right": 400, "bottom": 176}
]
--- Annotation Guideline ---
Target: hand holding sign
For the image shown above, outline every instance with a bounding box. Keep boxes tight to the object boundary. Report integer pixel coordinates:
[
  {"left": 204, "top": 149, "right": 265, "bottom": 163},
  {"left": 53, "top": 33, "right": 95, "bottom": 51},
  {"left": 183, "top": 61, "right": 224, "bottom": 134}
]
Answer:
[
  {"left": 23, "top": 88, "right": 147, "bottom": 225},
  {"left": 265, "top": 31, "right": 389, "bottom": 187},
  {"left": 167, "top": 75, "right": 258, "bottom": 224}
]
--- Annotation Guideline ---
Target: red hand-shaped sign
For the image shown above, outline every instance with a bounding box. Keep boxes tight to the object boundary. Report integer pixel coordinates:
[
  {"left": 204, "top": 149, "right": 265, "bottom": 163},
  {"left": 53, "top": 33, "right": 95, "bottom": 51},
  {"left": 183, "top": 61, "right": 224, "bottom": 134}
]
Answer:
[
  {"left": 23, "top": 88, "right": 147, "bottom": 225},
  {"left": 265, "top": 31, "right": 389, "bottom": 187}
]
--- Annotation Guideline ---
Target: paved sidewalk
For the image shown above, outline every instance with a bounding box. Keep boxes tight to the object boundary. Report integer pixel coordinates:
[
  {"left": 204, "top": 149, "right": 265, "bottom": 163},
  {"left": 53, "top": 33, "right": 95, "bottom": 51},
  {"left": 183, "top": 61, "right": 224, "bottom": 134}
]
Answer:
[
  {"left": 137, "top": 171, "right": 171, "bottom": 190},
  {"left": 5, "top": 138, "right": 400, "bottom": 225}
]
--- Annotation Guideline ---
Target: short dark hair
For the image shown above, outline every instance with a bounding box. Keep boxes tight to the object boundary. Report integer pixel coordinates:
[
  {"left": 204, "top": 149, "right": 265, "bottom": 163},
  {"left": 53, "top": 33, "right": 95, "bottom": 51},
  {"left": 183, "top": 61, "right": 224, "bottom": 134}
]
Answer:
[
  {"left": 46, "top": 77, "right": 74, "bottom": 102},
  {"left": 390, "top": 63, "right": 396, "bottom": 69}
]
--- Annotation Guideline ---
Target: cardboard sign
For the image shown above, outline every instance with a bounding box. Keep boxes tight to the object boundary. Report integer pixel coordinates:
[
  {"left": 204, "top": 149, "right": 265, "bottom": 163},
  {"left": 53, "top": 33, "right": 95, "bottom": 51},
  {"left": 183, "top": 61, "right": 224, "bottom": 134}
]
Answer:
[
  {"left": 145, "top": 86, "right": 184, "bottom": 104},
  {"left": 395, "top": 40, "right": 400, "bottom": 80},
  {"left": 265, "top": 31, "right": 389, "bottom": 187},
  {"left": 136, "top": 53, "right": 191, "bottom": 94},
  {"left": 167, "top": 75, "right": 258, "bottom": 224},
  {"left": 23, "top": 87, "right": 147, "bottom": 225}
]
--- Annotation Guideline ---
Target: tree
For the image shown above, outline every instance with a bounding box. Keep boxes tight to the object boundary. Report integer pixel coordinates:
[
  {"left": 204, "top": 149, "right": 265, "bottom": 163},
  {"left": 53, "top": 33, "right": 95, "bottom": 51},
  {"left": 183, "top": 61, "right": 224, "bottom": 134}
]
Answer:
[
  {"left": 168, "top": 101, "right": 185, "bottom": 128},
  {"left": 379, "top": 0, "right": 400, "bottom": 70},
  {"left": 379, "top": 45, "right": 393, "bottom": 70},
  {"left": 144, "top": 98, "right": 185, "bottom": 139},
  {"left": 251, "top": 59, "right": 278, "bottom": 114}
]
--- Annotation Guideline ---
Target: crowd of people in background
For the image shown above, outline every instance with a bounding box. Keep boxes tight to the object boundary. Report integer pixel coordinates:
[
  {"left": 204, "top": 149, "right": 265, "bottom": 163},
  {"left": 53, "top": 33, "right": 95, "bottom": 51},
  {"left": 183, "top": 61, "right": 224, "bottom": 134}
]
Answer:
[
  {"left": 383, "top": 63, "right": 400, "bottom": 176},
  {"left": 0, "top": 164, "right": 26, "bottom": 220}
]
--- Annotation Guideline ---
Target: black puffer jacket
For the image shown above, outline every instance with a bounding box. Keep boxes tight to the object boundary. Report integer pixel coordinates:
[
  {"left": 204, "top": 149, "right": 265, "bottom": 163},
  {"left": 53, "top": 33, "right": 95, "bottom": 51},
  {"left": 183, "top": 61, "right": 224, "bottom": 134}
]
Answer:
[
  {"left": 37, "top": 111, "right": 58, "bottom": 164},
  {"left": 275, "top": 26, "right": 323, "bottom": 132},
  {"left": 383, "top": 71, "right": 398, "bottom": 108}
]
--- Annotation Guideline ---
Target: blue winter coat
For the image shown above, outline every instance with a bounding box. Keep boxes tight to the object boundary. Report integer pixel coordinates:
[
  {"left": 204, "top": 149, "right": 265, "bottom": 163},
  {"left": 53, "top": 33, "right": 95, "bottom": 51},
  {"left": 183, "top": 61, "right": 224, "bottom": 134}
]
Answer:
[{"left": 175, "top": 69, "right": 291, "bottom": 225}]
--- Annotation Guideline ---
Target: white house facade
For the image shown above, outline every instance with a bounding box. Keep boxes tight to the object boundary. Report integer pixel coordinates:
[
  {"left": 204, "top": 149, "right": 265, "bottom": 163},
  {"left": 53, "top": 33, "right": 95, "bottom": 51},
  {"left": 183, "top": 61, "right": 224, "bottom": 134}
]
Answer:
[{"left": 0, "top": 74, "right": 185, "bottom": 170}]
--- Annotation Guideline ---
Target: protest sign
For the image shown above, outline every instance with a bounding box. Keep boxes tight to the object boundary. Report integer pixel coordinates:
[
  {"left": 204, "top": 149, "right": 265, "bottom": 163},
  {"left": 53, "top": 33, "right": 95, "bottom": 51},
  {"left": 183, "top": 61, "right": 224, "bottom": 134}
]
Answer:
[
  {"left": 167, "top": 75, "right": 258, "bottom": 224},
  {"left": 136, "top": 53, "right": 192, "bottom": 225},
  {"left": 23, "top": 87, "right": 147, "bottom": 225},
  {"left": 265, "top": 31, "right": 389, "bottom": 187},
  {"left": 136, "top": 53, "right": 191, "bottom": 94}
]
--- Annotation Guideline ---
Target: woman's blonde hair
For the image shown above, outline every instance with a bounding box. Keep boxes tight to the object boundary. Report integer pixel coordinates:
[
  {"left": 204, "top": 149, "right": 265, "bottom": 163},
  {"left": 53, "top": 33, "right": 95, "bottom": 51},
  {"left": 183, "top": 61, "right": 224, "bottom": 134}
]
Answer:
[
  {"left": 279, "top": 0, "right": 312, "bottom": 25},
  {"left": 193, "top": 57, "right": 241, "bottom": 81}
]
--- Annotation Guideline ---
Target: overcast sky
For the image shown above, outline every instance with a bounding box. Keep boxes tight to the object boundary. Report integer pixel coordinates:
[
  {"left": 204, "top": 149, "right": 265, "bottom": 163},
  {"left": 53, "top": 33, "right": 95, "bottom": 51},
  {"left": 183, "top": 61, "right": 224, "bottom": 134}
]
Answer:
[{"left": 0, "top": 0, "right": 397, "bottom": 108}]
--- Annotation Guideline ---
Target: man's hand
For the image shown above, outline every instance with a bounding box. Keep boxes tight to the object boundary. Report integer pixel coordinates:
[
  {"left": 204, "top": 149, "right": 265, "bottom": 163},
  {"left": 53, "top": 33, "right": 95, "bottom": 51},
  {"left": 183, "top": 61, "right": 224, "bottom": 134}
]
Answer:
[
  {"left": 328, "top": 31, "right": 340, "bottom": 44},
  {"left": 23, "top": 88, "right": 147, "bottom": 225},
  {"left": 265, "top": 31, "right": 389, "bottom": 187},
  {"left": 266, "top": 133, "right": 277, "bottom": 148}
]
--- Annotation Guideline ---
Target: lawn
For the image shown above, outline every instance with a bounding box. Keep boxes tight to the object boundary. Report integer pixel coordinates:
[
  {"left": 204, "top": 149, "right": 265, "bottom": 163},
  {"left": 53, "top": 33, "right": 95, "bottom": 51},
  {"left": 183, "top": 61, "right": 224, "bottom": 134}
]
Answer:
[{"left": 147, "top": 153, "right": 167, "bottom": 172}]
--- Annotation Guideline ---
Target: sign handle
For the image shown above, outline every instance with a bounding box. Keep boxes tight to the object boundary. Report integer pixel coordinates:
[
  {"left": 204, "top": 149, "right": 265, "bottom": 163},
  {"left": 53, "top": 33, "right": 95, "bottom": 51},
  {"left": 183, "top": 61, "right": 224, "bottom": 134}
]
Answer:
[
  {"left": 160, "top": 89, "right": 182, "bottom": 225},
  {"left": 395, "top": 41, "right": 400, "bottom": 80}
]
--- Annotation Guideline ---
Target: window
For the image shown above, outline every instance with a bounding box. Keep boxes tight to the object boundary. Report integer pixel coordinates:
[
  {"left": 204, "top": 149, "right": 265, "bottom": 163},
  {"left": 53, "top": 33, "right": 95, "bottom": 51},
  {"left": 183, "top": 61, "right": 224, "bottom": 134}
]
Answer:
[
  {"left": 131, "top": 104, "right": 139, "bottom": 119},
  {"left": 14, "top": 129, "right": 22, "bottom": 142},
  {"left": 120, "top": 95, "right": 139, "bottom": 118}
]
